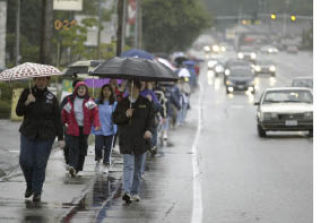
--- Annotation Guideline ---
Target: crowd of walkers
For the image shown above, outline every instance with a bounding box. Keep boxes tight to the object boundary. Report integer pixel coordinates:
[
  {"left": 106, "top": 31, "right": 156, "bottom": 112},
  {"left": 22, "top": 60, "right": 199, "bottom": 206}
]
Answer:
[{"left": 15, "top": 60, "right": 199, "bottom": 203}]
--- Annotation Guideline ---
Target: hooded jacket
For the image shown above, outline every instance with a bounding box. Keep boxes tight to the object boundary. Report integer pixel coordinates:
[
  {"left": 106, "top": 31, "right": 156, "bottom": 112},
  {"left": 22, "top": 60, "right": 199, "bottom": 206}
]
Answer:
[
  {"left": 61, "top": 82, "right": 100, "bottom": 136},
  {"left": 16, "top": 86, "right": 64, "bottom": 141}
]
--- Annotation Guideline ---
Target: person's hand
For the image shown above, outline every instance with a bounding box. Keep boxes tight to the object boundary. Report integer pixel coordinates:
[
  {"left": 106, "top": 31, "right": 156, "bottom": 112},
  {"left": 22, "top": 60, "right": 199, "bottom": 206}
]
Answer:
[
  {"left": 25, "top": 93, "right": 36, "bottom": 105},
  {"left": 95, "top": 126, "right": 101, "bottom": 131},
  {"left": 126, "top": 108, "right": 134, "bottom": 118},
  {"left": 58, "top": 140, "right": 65, "bottom": 149},
  {"left": 146, "top": 95, "right": 152, "bottom": 102},
  {"left": 143, "top": 130, "right": 152, "bottom": 139}
]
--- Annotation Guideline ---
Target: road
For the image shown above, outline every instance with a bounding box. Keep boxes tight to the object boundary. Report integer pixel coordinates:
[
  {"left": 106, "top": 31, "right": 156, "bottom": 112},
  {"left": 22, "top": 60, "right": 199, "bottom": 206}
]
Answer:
[{"left": 200, "top": 51, "right": 312, "bottom": 223}]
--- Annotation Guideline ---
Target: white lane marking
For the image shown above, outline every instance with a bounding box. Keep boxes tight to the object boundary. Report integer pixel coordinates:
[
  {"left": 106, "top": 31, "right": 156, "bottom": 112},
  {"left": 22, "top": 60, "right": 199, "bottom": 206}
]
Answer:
[{"left": 191, "top": 82, "right": 203, "bottom": 223}]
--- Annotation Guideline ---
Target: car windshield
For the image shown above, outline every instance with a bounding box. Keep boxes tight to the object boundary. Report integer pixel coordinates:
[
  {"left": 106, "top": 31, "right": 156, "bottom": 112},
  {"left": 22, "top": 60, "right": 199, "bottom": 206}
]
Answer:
[
  {"left": 257, "top": 60, "right": 273, "bottom": 65},
  {"left": 229, "top": 61, "right": 250, "bottom": 67},
  {"left": 230, "top": 69, "right": 253, "bottom": 77},
  {"left": 292, "top": 79, "right": 313, "bottom": 88},
  {"left": 262, "top": 90, "right": 313, "bottom": 104}
]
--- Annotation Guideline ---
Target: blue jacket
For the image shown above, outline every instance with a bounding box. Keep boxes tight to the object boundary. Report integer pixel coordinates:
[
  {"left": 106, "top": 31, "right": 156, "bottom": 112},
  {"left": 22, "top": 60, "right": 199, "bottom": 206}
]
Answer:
[{"left": 93, "top": 101, "right": 117, "bottom": 136}]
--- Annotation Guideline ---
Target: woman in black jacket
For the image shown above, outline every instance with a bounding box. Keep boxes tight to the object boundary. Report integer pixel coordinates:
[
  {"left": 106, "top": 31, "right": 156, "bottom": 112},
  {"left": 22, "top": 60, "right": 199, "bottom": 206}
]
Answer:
[{"left": 16, "top": 76, "right": 64, "bottom": 202}]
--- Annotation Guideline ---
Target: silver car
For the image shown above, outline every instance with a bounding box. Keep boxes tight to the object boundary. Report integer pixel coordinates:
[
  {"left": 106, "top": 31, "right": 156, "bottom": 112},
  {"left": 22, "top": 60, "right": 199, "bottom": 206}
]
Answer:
[{"left": 255, "top": 87, "right": 313, "bottom": 137}]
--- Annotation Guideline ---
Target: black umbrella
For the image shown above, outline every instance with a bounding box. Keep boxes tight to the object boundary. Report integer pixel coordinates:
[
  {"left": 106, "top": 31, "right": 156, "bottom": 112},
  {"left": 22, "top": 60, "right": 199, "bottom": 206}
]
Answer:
[{"left": 91, "top": 57, "right": 179, "bottom": 81}]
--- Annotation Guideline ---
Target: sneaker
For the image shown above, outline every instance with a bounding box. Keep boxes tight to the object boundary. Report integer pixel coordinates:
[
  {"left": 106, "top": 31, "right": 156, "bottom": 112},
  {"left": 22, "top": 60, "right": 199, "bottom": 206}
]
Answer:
[
  {"left": 33, "top": 193, "right": 41, "bottom": 202},
  {"left": 103, "top": 166, "right": 109, "bottom": 174},
  {"left": 131, "top": 194, "right": 140, "bottom": 202},
  {"left": 150, "top": 146, "right": 157, "bottom": 156},
  {"left": 69, "top": 167, "right": 76, "bottom": 177},
  {"left": 24, "top": 188, "right": 33, "bottom": 198},
  {"left": 122, "top": 193, "right": 132, "bottom": 204}
]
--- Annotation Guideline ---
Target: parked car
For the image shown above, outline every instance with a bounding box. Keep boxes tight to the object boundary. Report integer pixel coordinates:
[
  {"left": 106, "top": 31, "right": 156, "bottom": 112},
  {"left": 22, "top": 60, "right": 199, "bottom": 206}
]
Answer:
[
  {"left": 225, "top": 67, "right": 256, "bottom": 94},
  {"left": 254, "top": 59, "right": 276, "bottom": 76},
  {"left": 291, "top": 77, "right": 313, "bottom": 89},
  {"left": 254, "top": 87, "right": 313, "bottom": 137}
]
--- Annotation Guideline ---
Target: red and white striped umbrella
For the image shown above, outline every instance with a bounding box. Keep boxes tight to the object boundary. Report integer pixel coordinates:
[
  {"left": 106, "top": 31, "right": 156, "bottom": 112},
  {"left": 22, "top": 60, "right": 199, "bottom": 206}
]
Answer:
[{"left": 0, "top": 62, "right": 62, "bottom": 81}]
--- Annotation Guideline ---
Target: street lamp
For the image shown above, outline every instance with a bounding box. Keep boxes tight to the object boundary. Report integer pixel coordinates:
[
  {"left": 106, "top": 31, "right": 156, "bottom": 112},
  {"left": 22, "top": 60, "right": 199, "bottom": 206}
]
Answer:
[{"left": 290, "top": 15, "right": 296, "bottom": 22}]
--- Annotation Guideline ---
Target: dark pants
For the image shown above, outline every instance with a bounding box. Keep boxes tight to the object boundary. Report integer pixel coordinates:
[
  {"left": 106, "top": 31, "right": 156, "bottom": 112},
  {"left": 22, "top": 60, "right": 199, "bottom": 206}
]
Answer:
[
  {"left": 19, "top": 134, "right": 54, "bottom": 194},
  {"left": 95, "top": 135, "right": 113, "bottom": 164},
  {"left": 63, "top": 134, "right": 70, "bottom": 165},
  {"left": 69, "top": 127, "right": 88, "bottom": 172}
]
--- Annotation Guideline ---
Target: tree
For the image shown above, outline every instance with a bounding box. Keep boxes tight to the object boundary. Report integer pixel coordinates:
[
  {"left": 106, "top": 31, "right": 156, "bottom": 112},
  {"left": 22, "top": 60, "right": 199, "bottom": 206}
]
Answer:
[{"left": 141, "top": 0, "right": 211, "bottom": 53}]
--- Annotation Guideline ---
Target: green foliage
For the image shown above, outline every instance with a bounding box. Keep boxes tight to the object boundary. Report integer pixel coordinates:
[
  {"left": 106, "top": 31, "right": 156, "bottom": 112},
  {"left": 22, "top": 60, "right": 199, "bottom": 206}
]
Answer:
[
  {"left": 0, "top": 100, "right": 11, "bottom": 119},
  {"left": 141, "top": 0, "right": 211, "bottom": 53}
]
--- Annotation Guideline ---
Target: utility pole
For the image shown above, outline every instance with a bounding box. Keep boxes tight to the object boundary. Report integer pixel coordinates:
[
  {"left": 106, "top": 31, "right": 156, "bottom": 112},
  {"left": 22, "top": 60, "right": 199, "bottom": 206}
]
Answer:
[
  {"left": 116, "top": 0, "right": 124, "bottom": 56},
  {"left": 96, "top": 0, "right": 102, "bottom": 58},
  {"left": 134, "top": 0, "right": 139, "bottom": 48},
  {"left": 15, "top": 0, "right": 20, "bottom": 65},
  {"left": 121, "top": 0, "right": 127, "bottom": 53},
  {"left": 40, "top": 0, "right": 53, "bottom": 64},
  {"left": 138, "top": 0, "right": 142, "bottom": 49}
]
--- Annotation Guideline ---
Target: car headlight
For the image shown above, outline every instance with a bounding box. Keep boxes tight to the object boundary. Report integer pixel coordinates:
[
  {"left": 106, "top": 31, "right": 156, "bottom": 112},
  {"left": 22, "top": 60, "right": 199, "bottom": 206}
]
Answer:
[
  {"left": 212, "top": 45, "right": 220, "bottom": 52},
  {"left": 269, "top": 66, "right": 276, "bottom": 72},
  {"left": 208, "top": 60, "right": 216, "bottom": 68},
  {"left": 238, "top": 53, "right": 244, "bottom": 59},
  {"left": 304, "top": 112, "right": 313, "bottom": 119},
  {"left": 204, "top": 46, "right": 211, "bottom": 52},
  {"left": 215, "top": 65, "right": 224, "bottom": 73},
  {"left": 255, "top": 66, "right": 261, "bottom": 72},
  {"left": 225, "top": 69, "right": 230, "bottom": 76},
  {"left": 250, "top": 53, "right": 256, "bottom": 59}
]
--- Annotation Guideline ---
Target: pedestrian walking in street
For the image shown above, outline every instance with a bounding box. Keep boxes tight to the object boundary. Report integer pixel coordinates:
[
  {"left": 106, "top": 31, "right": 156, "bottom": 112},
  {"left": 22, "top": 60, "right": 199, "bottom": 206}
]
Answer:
[
  {"left": 112, "top": 80, "right": 155, "bottom": 204},
  {"left": 60, "top": 79, "right": 80, "bottom": 170},
  {"left": 61, "top": 81, "right": 100, "bottom": 177},
  {"left": 93, "top": 84, "right": 117, "bottom": 173},
  {"left": 16, "top": 77, "right": 65, "bottom": 202}
]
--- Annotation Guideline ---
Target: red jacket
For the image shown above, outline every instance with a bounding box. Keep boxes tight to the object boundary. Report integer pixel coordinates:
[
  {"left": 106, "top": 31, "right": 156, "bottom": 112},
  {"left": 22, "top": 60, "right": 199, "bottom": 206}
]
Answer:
[{"left": 61, "top": 82, "right": 100, "bottom": 136}]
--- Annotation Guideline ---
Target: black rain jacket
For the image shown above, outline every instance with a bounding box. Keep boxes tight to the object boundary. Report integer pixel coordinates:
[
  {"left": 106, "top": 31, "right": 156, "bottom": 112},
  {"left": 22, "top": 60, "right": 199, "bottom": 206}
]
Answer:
[
  {"left": 16, "top": 87, "right": 64, "bottom": 141},
  {"left": 112, "top": 95, "right": 154, "bottom": 155}
]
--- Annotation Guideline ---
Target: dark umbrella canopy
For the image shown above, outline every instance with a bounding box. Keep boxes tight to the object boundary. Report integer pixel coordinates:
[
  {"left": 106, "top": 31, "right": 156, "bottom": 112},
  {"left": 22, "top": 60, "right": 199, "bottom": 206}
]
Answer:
[{"left": 92, "top": 57, "right": 179, "bottom": 81}]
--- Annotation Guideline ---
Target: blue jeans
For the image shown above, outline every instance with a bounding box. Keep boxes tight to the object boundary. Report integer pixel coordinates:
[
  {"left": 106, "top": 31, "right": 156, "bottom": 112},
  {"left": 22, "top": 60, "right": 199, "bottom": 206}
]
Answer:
[
  {"left": 122, "top": 152, "right": 146, "bottom": 195},
  {"left": 19, "top": 134, "right": 54, "bottom": 194},
  {"left": 95, "top": 135, "right": 113, "bottom": 164}
]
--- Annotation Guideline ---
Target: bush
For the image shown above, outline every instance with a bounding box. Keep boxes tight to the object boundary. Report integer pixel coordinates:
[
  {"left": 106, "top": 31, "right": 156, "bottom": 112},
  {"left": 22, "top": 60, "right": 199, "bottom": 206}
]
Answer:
[{"left": 0, "top": 100, "right": 11, "bottom": 119}]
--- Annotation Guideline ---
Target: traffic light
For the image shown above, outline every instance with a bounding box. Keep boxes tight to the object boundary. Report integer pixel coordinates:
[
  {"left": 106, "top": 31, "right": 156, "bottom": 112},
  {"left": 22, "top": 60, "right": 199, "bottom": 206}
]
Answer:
[
  {"left": 270, "top": 13, "right": 277, "bottom": 20},
  {"left": 290, "top": 15, "right": 296, "bottom": 22}
]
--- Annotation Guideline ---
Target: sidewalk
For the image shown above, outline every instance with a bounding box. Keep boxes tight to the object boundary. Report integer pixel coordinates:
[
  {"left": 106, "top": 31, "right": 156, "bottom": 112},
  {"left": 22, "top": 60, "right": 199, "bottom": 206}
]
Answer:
[{"left": 0, "top": 119, "right": 123, "bottom": 222}]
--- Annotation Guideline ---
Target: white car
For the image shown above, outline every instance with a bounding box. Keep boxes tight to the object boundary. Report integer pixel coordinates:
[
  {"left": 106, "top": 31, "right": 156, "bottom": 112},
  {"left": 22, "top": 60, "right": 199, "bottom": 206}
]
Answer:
[{"left": 255, "top": 87, "right": 313, "bottom": 137}]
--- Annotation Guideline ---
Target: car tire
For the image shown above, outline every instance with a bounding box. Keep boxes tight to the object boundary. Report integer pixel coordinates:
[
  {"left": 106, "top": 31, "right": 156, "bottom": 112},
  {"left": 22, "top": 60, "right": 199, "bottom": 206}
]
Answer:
[{"left": 257, "top": 124, "right": 266, "bottom": 137}]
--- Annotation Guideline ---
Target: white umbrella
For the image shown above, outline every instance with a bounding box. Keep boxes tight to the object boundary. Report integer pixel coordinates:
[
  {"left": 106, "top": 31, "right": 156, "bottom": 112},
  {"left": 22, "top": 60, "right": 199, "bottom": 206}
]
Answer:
[
  {"left": 177, "top": 68, "right": 191, "bottom": 78},
  {"left": 0, "top": 62, "right": 62, "bottom": 81}
]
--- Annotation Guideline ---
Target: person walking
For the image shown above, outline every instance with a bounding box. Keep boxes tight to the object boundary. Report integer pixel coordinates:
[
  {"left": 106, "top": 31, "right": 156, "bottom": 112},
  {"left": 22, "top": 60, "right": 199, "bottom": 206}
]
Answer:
[
  {"left": 16, "top": 76, "right": 65, "bottom": 202},
  {"left": 60, "top": 79, "right": 80, "bottom": 170},
  {"left": 112, "top": 80, "right": 154, "bottom": 203},
  {"left": 93, "top": 84, "right": 117, "bottom": 173},
  {"left": 61, "top": 81, "right": 100, "bottom": 177}
]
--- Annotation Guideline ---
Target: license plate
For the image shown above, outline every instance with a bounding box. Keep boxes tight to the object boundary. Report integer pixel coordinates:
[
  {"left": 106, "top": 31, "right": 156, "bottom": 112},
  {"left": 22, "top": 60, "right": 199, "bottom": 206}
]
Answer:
[{"left": 285, "top": 120, "right": 298, "bottom": 126}]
